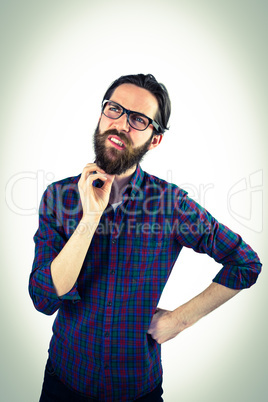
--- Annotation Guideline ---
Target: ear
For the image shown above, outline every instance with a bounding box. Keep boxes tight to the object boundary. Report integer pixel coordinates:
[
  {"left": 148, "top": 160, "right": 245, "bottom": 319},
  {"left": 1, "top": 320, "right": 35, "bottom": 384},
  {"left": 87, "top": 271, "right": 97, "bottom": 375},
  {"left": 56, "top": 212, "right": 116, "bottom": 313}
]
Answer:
[{"left": 148, "top": 134, "right": 163, "bottom": 150}]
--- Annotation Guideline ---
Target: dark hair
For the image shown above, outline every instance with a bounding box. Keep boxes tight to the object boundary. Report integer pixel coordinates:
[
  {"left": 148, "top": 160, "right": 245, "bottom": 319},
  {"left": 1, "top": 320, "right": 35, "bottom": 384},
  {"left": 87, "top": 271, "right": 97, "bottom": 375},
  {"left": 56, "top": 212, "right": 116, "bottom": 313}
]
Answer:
[{"left": 102, "top": 73, "right": 171, "bottom": 134}]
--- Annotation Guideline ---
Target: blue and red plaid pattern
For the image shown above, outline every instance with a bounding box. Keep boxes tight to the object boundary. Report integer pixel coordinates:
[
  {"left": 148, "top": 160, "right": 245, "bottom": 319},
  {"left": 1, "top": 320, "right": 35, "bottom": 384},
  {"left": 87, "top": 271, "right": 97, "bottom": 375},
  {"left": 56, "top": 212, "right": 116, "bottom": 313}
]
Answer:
[{"left": 29, "top": 164, "right": 261, "bottom": 401}]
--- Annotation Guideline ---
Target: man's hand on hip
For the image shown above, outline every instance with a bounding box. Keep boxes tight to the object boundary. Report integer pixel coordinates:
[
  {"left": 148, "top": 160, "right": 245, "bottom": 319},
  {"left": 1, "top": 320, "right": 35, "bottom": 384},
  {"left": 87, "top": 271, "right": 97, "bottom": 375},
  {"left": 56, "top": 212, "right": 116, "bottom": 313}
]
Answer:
[
  {"left": 147, "top": 283, "right": 241, "bottom": 344},
  {"left": 147, "top": 308, "right": 183, "bottom": 344}
]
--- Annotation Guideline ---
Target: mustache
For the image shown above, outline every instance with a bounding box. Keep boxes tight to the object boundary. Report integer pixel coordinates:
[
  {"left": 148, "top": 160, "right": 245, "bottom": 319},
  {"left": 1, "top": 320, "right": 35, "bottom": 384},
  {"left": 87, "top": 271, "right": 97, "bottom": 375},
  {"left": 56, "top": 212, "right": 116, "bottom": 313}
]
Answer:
[{"left": 100, "top": 129, "right": 131, "bottom": 148}]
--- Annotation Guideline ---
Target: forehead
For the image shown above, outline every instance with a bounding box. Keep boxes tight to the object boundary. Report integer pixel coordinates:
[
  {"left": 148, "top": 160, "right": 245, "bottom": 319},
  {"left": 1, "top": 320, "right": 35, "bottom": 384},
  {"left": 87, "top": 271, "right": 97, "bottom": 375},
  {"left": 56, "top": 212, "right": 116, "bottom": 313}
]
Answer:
[{"left": 109, "top": 84, "right": 159, "bottom": 118}]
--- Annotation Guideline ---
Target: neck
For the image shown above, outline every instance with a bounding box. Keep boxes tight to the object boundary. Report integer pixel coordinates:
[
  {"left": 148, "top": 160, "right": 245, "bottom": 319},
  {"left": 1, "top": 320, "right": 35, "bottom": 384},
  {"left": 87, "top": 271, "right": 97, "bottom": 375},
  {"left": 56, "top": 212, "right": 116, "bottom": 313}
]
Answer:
[{"left": 110, "top": 165, "right": 137, "bottom": 204}]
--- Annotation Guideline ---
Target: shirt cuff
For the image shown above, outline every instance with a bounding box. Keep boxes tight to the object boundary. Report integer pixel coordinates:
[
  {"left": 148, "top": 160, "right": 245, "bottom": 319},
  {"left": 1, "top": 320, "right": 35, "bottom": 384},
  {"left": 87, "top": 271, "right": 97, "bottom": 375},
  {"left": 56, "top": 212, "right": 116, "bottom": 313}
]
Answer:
[
  {"left": 30, "top": 262, "right": 81, "bottom": 302},
  {"left": 212, "top": 264, "right": 260, "bottom": 289}
]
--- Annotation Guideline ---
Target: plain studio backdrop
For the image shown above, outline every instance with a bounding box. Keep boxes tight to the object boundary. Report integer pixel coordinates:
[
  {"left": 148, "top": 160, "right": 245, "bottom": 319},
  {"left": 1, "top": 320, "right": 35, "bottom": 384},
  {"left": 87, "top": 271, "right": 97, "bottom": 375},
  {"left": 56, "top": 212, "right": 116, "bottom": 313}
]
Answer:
[{"left": 1, "top": 1, "right": 267, "bottom": 401}]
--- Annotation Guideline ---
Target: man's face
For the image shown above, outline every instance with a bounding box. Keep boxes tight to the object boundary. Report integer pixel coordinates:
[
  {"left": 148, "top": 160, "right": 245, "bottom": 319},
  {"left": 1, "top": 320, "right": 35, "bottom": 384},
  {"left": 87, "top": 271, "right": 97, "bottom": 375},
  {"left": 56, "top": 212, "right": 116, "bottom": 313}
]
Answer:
[{"left": 93, "top": 84, "right": 162, "bottom": 175}]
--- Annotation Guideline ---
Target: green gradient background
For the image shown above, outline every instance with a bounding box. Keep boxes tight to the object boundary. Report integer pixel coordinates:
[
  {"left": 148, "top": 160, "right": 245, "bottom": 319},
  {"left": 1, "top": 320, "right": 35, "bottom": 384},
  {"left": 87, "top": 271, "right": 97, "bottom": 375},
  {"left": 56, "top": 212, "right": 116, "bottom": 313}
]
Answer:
[{"left": 1, "top": 1, "right": 267, "bottom": 401}]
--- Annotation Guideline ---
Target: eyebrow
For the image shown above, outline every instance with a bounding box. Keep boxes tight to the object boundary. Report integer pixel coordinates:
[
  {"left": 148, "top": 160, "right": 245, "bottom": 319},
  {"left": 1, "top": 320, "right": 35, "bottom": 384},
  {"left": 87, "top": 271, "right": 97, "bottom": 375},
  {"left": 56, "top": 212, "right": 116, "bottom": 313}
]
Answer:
[{"left": 108, "top": 99, "right": 154, "bottom": 120}]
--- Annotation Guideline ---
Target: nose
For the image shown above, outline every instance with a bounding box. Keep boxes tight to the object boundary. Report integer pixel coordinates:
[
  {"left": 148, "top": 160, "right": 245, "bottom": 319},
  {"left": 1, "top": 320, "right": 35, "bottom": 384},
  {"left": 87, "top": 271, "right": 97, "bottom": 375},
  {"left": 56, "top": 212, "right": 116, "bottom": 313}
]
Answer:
[{"left": 112, "top": 112, "right": 130, "bottom": 133}]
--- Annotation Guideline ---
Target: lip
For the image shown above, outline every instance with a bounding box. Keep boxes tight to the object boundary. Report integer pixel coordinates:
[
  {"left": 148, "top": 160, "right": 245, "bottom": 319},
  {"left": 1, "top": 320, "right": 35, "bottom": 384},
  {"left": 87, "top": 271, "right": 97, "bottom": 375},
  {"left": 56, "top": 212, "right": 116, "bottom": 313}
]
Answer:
[{"left": 108, "top": 135, "right": 126, "bottom": 150}]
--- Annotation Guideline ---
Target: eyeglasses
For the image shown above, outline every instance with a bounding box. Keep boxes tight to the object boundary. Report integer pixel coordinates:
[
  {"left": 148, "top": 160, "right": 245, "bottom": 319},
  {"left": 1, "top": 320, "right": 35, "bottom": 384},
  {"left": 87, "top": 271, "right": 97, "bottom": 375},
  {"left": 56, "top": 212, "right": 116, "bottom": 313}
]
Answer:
[{"left": 102, "top": 100, "right": 161, "bottom": 133}]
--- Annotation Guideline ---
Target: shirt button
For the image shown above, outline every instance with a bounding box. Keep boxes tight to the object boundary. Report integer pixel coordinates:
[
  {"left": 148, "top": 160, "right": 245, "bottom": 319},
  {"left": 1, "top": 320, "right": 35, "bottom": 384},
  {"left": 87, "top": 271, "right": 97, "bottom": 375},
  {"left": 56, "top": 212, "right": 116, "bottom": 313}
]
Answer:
[
  {"left": 111, "top": 270, "right": 115, "bottom": 275},
  {"left": 107, "top": 301, "right": 112, "bottom": 307},
  {"left": 104, "top": 364, "right": 109, "bottom": 369},
  {"left": 111, "top": 238, "right": 117, "bottom": 244},
  {"left": 105, "top": 331, "right": 109, "bottom": 337}
]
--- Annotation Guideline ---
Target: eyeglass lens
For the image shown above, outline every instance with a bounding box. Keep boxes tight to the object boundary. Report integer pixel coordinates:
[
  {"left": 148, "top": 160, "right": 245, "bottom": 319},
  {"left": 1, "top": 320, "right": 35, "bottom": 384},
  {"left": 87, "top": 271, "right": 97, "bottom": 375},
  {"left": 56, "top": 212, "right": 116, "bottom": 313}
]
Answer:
[{"left": 103, "top": 101, "right": 149, "bottom": 131}]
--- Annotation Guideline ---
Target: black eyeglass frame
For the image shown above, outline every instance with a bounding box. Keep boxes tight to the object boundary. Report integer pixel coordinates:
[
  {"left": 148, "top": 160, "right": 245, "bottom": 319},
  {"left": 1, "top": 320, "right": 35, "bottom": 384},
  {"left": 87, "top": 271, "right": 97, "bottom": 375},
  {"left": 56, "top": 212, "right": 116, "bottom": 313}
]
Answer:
[{"left": 102, "top": 100, "right": 161, "bottom": 133}]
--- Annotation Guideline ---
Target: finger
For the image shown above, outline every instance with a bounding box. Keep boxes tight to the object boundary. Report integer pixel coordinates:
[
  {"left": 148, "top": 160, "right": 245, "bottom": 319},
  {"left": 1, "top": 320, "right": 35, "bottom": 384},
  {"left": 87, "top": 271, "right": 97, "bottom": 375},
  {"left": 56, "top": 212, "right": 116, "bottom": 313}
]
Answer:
[
  {"left": 81, "top": 164, "right": 106, "bottom": 179},
  {"left": 80, "top": 169, "right": 106, "bottom": 185},
  {"left": 101, "top": 174, "right": 115, "bottom": 192},
  {"left": 84, "top": 162, "right": 105, "bottom": 171},
  {"left": 79, "top": 173, "right": 107, "bottom": 191},
  {"left": 103, "top": 174, "right": 115, "bottom": 185},
  {"left": 85, "top": 172, "right": 107, "bottom": 185},
  {"left": 84, "top": 169, "right": 107, "bottom": 179},
  {"left": 88, "top": 163, "right": 106, "bottom": 174}
]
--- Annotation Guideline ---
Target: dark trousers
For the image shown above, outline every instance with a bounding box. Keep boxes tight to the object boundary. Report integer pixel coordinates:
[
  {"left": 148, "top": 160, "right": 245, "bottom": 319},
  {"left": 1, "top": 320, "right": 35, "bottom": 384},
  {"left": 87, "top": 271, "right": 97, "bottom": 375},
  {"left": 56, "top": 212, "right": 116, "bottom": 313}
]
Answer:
[{"left": 39, "top": 358, "right": 163, "bottom": 402}]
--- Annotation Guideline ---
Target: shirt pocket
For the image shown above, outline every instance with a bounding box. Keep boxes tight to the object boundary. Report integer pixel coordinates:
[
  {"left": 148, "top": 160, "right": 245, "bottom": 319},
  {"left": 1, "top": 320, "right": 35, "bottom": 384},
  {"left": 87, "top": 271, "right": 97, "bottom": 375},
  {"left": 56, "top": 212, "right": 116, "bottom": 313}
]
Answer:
[
  {"left": 131, "top": 234, "right": 169, "bottom": 276},
  {"left": 118, "top": 235, "right": 170, "bottom": 302}
]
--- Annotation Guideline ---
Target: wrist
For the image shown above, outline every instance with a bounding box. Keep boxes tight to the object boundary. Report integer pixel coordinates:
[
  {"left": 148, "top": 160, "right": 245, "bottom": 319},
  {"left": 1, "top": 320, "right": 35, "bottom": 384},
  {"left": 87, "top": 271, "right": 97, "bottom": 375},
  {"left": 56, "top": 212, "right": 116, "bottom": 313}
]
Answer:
[
  {"left": 172, "top": 305, "right": 194, "bottom": 332},
  {"left": 76, "top": 214, "right": 101, "bottom": 236},
  {"left": 81, "top": 211, "right": 103, "bottom": 224}
]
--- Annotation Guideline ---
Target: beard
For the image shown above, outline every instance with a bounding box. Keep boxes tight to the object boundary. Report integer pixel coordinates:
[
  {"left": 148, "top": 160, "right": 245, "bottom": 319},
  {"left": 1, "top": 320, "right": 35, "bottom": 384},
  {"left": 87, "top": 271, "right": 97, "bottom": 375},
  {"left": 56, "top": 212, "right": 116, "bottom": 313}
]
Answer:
[{"left": 93, "top": 124, "right": 153, "bottom": 175}]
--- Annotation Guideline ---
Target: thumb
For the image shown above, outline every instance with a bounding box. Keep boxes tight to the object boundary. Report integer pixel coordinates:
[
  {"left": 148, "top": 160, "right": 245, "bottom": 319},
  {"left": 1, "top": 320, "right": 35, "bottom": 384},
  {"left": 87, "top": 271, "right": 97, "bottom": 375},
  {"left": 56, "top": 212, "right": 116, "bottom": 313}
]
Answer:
[{"left": 102, "top": 174, "right": 115, "bottom": 193}]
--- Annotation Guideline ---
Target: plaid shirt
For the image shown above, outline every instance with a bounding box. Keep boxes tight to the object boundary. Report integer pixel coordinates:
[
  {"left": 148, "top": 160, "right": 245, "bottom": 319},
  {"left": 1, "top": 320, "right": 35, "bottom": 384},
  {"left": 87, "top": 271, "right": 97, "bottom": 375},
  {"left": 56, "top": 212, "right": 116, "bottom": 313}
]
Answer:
[{"left": 29, "top": 164, "right": 261, "bottom": 401}]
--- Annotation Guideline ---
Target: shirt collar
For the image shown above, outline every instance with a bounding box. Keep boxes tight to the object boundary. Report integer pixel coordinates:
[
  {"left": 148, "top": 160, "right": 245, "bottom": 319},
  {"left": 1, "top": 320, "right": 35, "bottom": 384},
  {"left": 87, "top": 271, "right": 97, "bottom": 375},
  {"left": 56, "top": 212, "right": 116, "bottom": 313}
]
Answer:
[
  {"left": 120, "top": 164, "right": 144, "bottom": 201},
  {"left": 92, "top": 163, "right": 145, "bottom": 199}
]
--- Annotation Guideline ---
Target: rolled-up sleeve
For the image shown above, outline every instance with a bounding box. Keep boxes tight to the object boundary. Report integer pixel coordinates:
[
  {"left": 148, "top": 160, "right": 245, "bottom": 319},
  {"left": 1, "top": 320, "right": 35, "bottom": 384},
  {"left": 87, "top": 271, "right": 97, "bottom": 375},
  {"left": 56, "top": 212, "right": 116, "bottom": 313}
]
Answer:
[
  {"left": 29, "top": 184, "right": 81, "bottom": 315},
  {"left": 175, "top": 193, "right": 262, "bottom": 289}
]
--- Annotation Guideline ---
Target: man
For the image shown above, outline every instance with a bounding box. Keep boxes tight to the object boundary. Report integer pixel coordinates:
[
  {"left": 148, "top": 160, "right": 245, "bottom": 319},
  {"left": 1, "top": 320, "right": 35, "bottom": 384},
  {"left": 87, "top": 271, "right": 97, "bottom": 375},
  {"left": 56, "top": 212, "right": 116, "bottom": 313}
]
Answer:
[{"left": 29, "top": 74, "right": 262, "bottom": 402}]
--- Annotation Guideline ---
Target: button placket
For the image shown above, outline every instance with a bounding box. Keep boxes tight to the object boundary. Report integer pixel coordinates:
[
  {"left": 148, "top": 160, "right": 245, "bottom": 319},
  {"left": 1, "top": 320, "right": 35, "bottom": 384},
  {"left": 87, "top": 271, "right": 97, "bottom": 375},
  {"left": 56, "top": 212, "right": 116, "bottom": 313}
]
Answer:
[{"left": 102, "top": 206, "right": 124, "bottom": 378}]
